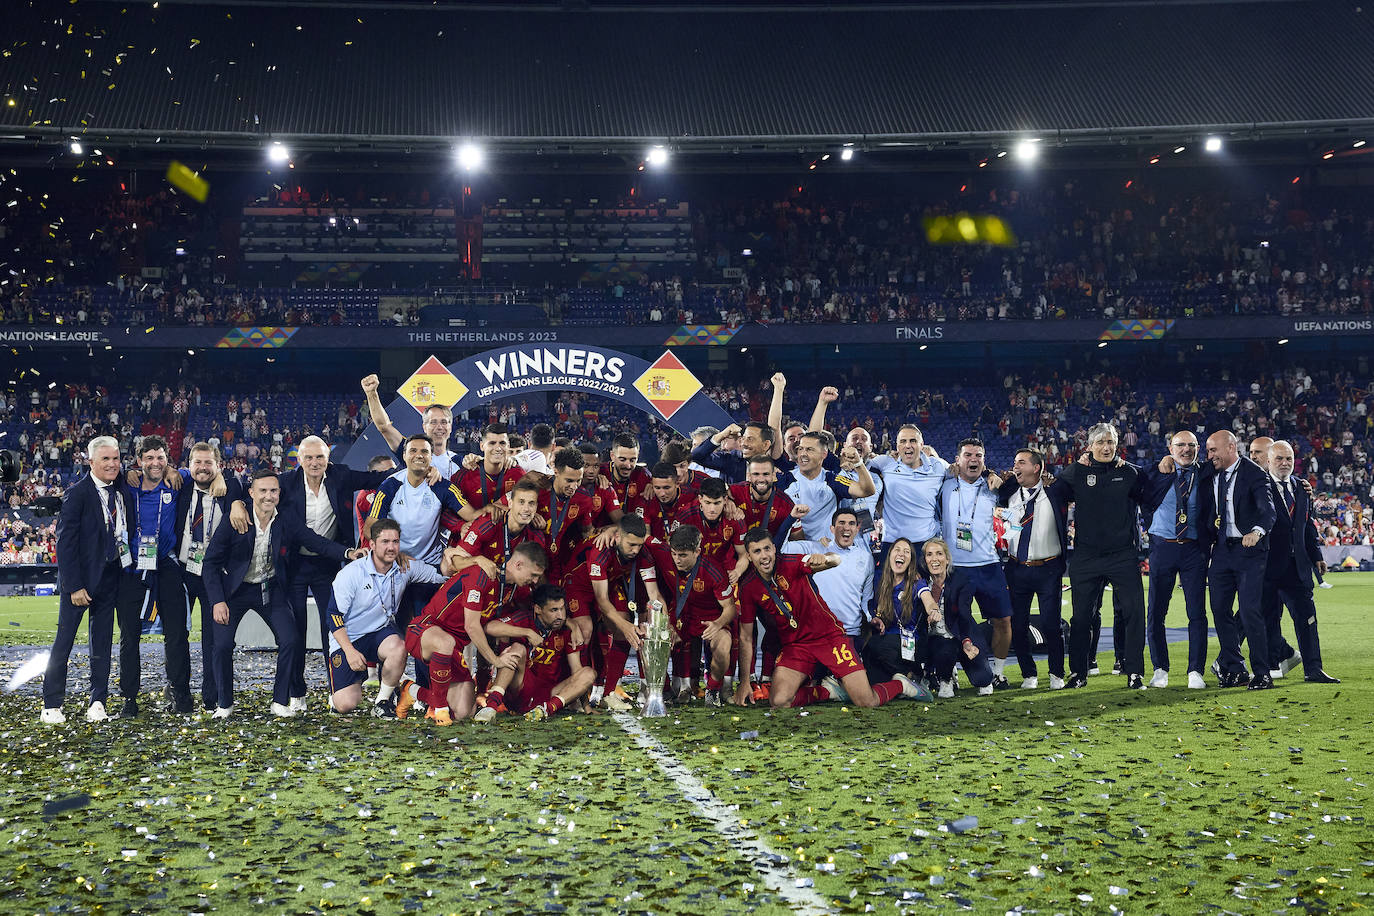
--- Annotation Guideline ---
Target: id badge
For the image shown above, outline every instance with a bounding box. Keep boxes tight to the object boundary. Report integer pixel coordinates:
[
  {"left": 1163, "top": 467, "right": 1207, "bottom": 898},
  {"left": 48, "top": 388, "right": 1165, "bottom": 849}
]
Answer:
[
  {"left": 900, "top": 628, "right": 917, "bottom": 661},
  {"left": 955, "top": 521, "right": 973, "bottom": 551},
  {"left": 137, "top": 535, "right": 159, "bottom": 571},
  {"left": 185, "top": 541, "right": 205, "bottom": 576},
  {"left": 117, "top": 539, "right": 133, "bottom": 569}
]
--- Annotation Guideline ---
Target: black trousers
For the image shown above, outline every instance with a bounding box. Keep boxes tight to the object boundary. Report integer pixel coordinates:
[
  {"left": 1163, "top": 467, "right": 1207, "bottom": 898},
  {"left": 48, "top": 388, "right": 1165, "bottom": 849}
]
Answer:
[
  {"left": 212, "top": 581, "right": 299, "bottom": 708},
  {"left": 126, "top": 556, "right": 192, "bottom": 697},
  {"left": 181, "top": 567, "right": 218, "bottom": 708},
  {"left": 287, "top": 554, "right": 344, "bottom": 697},
  {"left": 1208, "top": 539, "right": 1270, "bottom": 676},
  {"left": 1146, "top": 539, "right": 1210, "bottom": 674},
  {"left": 1005, "top": 557, "right": 1065, "bottom": 678},
  {"left": 43, "top": 561, "right": 138, "bottom": 707},
  {"left": 1069, "top": 549, "right": 1145, "bottom": 677},
  {"left": 1263, "top": 560, "right": 1324, "bottom": 674}
]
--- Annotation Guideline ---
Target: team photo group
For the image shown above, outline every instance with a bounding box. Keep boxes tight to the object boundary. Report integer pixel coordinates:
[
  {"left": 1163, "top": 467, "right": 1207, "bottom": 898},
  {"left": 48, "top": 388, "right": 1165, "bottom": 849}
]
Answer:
[{"left": 39, "top": 367, "right": 1339, "bottom": 728}]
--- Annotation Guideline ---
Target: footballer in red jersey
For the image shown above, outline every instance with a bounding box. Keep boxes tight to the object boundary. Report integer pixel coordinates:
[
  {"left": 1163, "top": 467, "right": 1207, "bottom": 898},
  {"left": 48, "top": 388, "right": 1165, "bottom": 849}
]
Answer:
[
  {"left": 735, "top": 528, "right": 912, "bottom": 710},
  {"left": 478, "top": 584, "right": 594, "bottom": 722},
  {"left": 399, "top": 543, "right": 547, "bottom": 723},
  {"left": 730, "top": 454, "right": 796, "bottom": 539},
  {"left": 660, "top": 525, "right": 746, "bottom": 706},
  {"left": 662, "top": 440, "right": 712, "bottom": 498},
  {"left": 448, "top": 423, "right": 522, "bottom": 516},
  {"left": 445, "top": 477, "right": 547, "bottom": 577},
  {"left": 577, "top": 443, "right": 624, "bottom": 528},
  {"left": 537, "top": 447, "right": 596, "bottom": 582},
  {"left": 675, "top": 477, "right": 748, "bottom": 581},
  {"left": 601, "top": 433, "right": 652, "bottom": 516},
  {"left": 637, "top": 461, "right": 697, "bottom": 542}
]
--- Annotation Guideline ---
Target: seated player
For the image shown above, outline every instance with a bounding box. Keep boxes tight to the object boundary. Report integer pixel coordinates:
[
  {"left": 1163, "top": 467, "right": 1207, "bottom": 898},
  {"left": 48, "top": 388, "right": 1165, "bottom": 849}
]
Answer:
[
  {"left": 475, "top": 584, "right": 595, "bottom": 722},
  {"left": 444, "top": 477, "right": 546, "bottom": 577},
  {"left": 324, "top": 519, "right": 449, "bottom": 717},
  {"left": 735, "top": 527, "right": 919, "bottom": 709},
  {"left": 660, "top": 525, "right": 744, "bottom": 707},
  {"left": 675, "top": 477, "right": 748, "bottom": 582},
  {"left": 561, "top": 514, "right": 665, "bottom": 709},
  {"left": 397, "top": 542, "right": 548, "bottom": 724}
]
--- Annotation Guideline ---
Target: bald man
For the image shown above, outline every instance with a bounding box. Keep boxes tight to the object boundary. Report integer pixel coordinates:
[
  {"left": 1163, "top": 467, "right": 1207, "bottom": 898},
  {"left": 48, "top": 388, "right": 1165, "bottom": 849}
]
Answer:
[
  {"left": 1202, "top": 430, "right": 1277, "bottom": 690},
  {"left": 1262, "top": 441, "right": 1338, "bottom": 683},
  {"left": 1248, "top": 437, "right": 1274, "bottom": 470}
]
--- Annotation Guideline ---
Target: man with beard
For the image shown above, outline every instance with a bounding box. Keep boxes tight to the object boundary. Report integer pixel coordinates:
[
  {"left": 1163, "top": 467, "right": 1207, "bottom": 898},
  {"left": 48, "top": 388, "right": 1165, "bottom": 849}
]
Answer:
[
  {"left": 691, "top": 420, "right": 780, "bottom": 484},
  {"left": 477, "top": 584, "right": 595, "bottom": 722},
  {"left": 601, "top": 433, "right": 653, "bottom": 517},
  {"left": 639, "top": 462, "right": 698, "bottom": 543},
  {"left": 729, "top": 455, "right": 796, "bottom": 540},
  {"left": 779, "top": 433, "right": 874, "bottom": 544},
  {"left": 660, "top": 525, "right": 742, "bottom": 706}
]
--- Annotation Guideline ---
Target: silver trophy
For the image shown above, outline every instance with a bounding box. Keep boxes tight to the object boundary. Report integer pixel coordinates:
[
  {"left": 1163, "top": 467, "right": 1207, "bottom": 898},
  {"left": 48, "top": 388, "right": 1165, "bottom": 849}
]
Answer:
[{"left": 639, "top": 599, "right": 673, "bottom": 717}]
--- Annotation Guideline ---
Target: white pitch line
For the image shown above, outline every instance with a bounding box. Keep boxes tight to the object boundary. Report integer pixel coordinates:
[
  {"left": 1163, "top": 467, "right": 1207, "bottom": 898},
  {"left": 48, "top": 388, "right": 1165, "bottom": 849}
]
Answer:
[{"left": 612, "top": 712, "right": 835, "bottom": 915}]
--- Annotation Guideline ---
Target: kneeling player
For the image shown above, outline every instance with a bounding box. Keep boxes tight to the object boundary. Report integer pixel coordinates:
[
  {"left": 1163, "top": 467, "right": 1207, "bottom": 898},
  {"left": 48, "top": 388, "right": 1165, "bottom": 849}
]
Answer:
[
  {"left": 326, "top": 520, "right": 450, "bottom": 716},
  {"left": 736, "top": 528, "right": 919, "bottom": 709},
  {"left": 662, "top": 525, "right": 745, "bottom": 706},
  {"left": 476, "top": 584, "right": 594, "bottom": 722},
  {"left": 398, "top": 542, "right": 548, "bottom": 724}
]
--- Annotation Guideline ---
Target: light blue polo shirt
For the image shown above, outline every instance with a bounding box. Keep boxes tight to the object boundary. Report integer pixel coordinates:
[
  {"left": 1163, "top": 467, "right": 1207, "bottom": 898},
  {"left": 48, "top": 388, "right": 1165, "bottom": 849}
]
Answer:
[
  {"left": 938, "top": 475, "right": 1000, "bottom": 567},
  {"left": 327, "top": 555, "right": 449, "bottom": 652},
  {"left": 868, "top": 454, "right": 949, "bottom": 543}
]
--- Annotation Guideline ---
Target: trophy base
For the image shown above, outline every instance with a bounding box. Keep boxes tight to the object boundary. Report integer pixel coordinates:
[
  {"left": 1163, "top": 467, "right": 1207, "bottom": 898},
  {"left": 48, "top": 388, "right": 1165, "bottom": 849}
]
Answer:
[{"left": 640, "top": 688, "right": 668, "bottom": 718}]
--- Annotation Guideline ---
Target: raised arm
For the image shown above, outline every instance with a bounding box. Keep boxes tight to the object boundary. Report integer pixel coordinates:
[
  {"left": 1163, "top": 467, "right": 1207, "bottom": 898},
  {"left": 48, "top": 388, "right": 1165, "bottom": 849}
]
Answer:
[
  {"left": 767, "top": 373, "right": 787, "bottom": 460},
  {"left": 809, "top": 386, "right": 838, "bottom": 432},
  {"left": 361, "top": 374, "right": 404, "bottom": 452}
]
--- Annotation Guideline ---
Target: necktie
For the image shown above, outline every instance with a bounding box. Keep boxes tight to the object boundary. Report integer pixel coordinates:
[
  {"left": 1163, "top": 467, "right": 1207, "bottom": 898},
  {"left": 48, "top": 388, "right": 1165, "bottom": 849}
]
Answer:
[
  {"left": 104, "top": 485, "right": 119, "bottom": 561},
  {"left": 1283, "top": 480, "right": 1295, "bottom": 517},
  {"left": 192, "top": 491, "right": 206, "bottom": 541},
  {"left": 1015, "top": 488, "right": 1036, "bottom": 562},
  {"left": 1218, "top": 470, "right": 1233, "bottom": 537},
  {"left": 1174, "top": 468, "right": 1193, "bottom": 538}
]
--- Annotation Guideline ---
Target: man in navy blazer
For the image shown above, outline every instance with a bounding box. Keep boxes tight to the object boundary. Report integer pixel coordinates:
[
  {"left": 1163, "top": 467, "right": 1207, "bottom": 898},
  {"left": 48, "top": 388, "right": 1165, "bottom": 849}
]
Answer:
[
  {"left": 172, "top": 442, "right": 246, "bottom": 711},
  {"left": 1262, "top": 441, "right": 1339, "bottom": 684},
  {"left": 997, "top": 446, "right": 1070, "bottom": 690},
  {"left": 1139, "top": 431, "right": 1212, "bottom": 689},
  {"left": 270, "top": 435, "right": 394, "bottom": 709},
  {"left": 42, "top": 436, "right": 141, "bottom": 724},
  {"left": 1202, "top": 430, "right": 1277, "bottom": 690},
  {"left": 204, "top": 469, "right": 364, "bottom": 718}
]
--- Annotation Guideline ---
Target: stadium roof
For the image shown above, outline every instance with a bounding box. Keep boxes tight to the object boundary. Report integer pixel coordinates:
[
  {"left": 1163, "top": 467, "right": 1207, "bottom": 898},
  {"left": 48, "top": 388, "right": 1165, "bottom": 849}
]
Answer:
[{"left": 3, "top": 0, "right": 1372, "bottom": 154}]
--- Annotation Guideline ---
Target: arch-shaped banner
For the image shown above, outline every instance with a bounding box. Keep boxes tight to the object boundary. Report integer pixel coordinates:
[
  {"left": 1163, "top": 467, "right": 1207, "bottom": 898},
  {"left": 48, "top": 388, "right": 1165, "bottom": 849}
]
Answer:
[{"left": 341, "top": 344, "right": 734, "bottom": 469}]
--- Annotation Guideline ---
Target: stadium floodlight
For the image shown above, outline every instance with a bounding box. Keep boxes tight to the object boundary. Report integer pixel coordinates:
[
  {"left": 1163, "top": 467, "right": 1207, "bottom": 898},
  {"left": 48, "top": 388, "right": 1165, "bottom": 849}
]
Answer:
[
  {"left": 1014, "top": 139, "right": 1040, "bottom": 162},
  {"left": 646, "top": 145, "right": 669, "bottom": 168},
  {"left": 456, "top": 142, "right": 485, "bottom": 171},
  {"left": 267, "top": 142, "right": 291, "bottom": 165},
  {"left": 840, "top": 146, "right": 855, "bottom": 161},
  {"left": 1173, "top": 145, "right": 1186, "bottom": 154},
  {"left": 1355, "top": 140, "right": 1367, "bottom": 148},
  {"left": 69, "top": 141, "right": 83, "bottom": 156},
  {"left": 1277, "top": 338, "right": 1290, "bottom": 345},
  {"left": 1204, "top": 136, "right": 1223, "bottom": 153}
]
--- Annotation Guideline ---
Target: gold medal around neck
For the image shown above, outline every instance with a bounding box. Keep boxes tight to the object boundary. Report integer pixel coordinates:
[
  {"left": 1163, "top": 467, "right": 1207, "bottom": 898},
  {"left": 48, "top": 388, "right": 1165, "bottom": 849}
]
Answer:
[{"left": 626, "top": 601, "right": 638, "bottom": 615}]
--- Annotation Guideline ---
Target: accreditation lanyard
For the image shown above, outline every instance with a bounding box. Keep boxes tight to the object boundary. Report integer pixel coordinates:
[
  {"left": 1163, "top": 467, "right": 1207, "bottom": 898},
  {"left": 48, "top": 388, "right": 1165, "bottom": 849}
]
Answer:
[
  {"left": 761, "top": 574, "right": 799, "bottom": 629},
  {"left": 376, "top": 566, "right": 400, "bottom": 623},
  {"left": 672, "top": 558, "right": 701, "bottom": 626},
  {"left": 137, "top": 486, "right": 167, "bottom": 571}
]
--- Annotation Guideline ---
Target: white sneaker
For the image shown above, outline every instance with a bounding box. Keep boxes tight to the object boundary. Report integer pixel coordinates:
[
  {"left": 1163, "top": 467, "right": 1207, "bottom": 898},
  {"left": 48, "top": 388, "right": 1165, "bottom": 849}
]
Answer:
[
  {"left": 1278, "top": 652, "right": 1301, "bottom": 677},
  {"left": 820, "top": 675, "right": 849, "bottom": 703},
  {"left": 1088, "top": 666, "right": 1101, "bottom": 675},
  {"left": 1020, "top": 677, "right": 1038, "bottom": 690},
  {"left": 473, "top": 705, "right": 498, "bottom": 723},
  {"left": 85, "top": 701, "right": 109, "bottom": 723},
  {"left": 211, "top": 705, "right": 234, "bottom": 719},
  {"left": 1048, "top": 674, "right": 1065, "bottom": 690},
  {"left": 40, "top": 707, "right": 66, "bottom": 724},
  {"left": 936, "top": 680, "right": 955, "bottom": 699},
  {"left": 977, "top": 684, "right": 994, "bottom": 696},
  {"left": 1318, "top": 581, "right": 1333, "bottom": 589},
  {"left": 1268, "top": 668, "right": 1283, "bottom": 680},
  {"left": 270, "top": 702, "right": 296, "bottom": 718},
  {"left": 600, "top": 693, "right": 631, "bottom": 711},
  {"left": 1187, "top": 672, "right": 1207, "bottom": 690},
  {"left": 288, "top": 696, "right": 307, "bottom": 713},
  {"left": 1149, "top": 669, "right": 1169, "bottom": 689}
]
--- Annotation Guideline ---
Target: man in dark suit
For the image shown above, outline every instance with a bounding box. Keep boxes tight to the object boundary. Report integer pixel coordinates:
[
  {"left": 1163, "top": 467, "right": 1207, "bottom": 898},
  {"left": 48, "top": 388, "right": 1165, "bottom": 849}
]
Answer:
[
  {"left": 1139, "top": 431, "right": 1211, "bottom": 689},
  {"left": 204, "top": 469, "right": 365, "bottom": 718},
  {"left": 173, "top": 442, "right": 245, "bottom": 712},
  {"left": 1202, "top": 430, "right": 1276, "bottom": 690},
  {"left": 42, "top": 436, "right": 140, "bottom": 724},
  {"left": 1262, "top": 441, "right": 1338, "bottom": 684},
  {"left": 997, "top": 447, "right": 1070, "bottom": 690},
  {"left": 271, "top": 435, "right": 394, "bottom": 712}
]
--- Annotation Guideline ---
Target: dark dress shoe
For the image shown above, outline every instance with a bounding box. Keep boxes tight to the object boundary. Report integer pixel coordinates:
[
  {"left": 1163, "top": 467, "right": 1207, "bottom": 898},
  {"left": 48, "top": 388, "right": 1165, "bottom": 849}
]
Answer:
[
  {"left": 1247, "top": 674, "right": 1274, "bottom": 691},
  {"left": 119, "top": 698, "right": 140, "bottom": 718},
  {"left": 1065, "top": 674, "right": 1088, "bottom": 688},
  {"left": 172, "top": 692, "right": 194, "bottom": 714},
  {"left": 1303, "top": 671, "right": 1340, "bottom": 684},
  {"left": 1232, "top": 670, "right": 1251, "bottom": 688}
]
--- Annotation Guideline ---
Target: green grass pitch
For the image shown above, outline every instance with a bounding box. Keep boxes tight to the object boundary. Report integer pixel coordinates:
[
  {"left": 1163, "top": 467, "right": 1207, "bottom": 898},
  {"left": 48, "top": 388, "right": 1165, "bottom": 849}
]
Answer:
[{"left": 0, "top": 577, "right": 1370, "bottom": 914}]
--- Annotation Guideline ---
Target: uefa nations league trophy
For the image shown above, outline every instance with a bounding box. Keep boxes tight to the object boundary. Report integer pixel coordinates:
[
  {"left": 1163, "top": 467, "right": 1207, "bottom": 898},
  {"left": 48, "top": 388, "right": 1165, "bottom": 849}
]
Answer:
[{"left": 639, "top": 599, "right": 673, "bottom": 717}]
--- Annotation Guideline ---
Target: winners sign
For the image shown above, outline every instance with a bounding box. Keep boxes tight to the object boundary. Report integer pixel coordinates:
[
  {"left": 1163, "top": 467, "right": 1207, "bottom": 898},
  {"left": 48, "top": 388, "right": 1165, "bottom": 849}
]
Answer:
[{"left": 342, "top": 344, "right": 733, "bottom": 469}]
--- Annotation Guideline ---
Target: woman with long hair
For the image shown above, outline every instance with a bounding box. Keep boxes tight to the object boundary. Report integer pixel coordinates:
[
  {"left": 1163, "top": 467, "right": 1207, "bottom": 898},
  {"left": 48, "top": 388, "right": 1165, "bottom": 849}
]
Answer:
[
  {"left": 921, "top": 538, "right": 995, "bottom": 697},
  {"left": 865, "top": 538, "right": 940, "bottom": 696}
]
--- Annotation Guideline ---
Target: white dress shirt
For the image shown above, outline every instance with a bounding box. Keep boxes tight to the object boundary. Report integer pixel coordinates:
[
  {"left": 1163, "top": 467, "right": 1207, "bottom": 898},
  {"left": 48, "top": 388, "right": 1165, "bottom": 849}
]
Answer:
[
  {"left": 244, "top": 513, "right": 276, "bottom": 584},
  {"left": 301, "top": 474, "right": 337, "bottom": 556},
  {"left": 1008, "top": 485, "right": 1062, "bottom": 561}
]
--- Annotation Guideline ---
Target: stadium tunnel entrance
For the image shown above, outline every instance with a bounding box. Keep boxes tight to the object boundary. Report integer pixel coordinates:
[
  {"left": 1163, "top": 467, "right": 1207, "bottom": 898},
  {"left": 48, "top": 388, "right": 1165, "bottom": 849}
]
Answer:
[{"left": 340, "top": 343, "right": 734, "bottom": 469}]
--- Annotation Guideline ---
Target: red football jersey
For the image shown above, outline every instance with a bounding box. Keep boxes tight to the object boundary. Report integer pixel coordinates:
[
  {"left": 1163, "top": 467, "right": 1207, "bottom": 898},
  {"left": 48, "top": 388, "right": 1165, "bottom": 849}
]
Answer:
[
  {"left": 494, "top": 608, "right": 577, "bottom": 687},
  {"left": 637, "top": 491, "right": 697, "bottom": 543},
  {"left": 657, "top": 555, "right": 734, "bottom": 628},
  {"left": 728, "top": 483, "right": 795, "bottom": 538},
  {"left": 562, "top": 541, "right": 657, "bottom": 602},
  {"left": 456, "top": 514, "right": 548, "bottom": 567},
  {"left": 537, "top": 488, "right": 595, "bottom": 576},
  {"left": 412, "top": 567, "right": 517, "bottom": 647},
  {"left": 674, "top": 506, "right": 745, "bottom": 571},
  {"left": 679, "top": 469, "right": 711, "bottom": 498},
  {"left": 453, "top": 464, "right": 523, "bottom": 510},
  {"left": 601, "top": 463, "right": 652, "bottom": 516},
  {"left": 578, "top": 480, "right": 623, "bottom": 528},
  {"left": 736, "top": 555, "right": 846, "bottom": 646},
  {"left": 355, "top": 490, "right": 378, "bottom": 547}
]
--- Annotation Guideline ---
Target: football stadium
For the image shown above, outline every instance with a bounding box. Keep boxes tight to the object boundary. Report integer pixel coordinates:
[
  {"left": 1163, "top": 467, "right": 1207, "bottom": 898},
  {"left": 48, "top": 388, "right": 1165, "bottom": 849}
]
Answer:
[{"left": 2, "top": 0, "right": 1373, "bottom": 912}]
